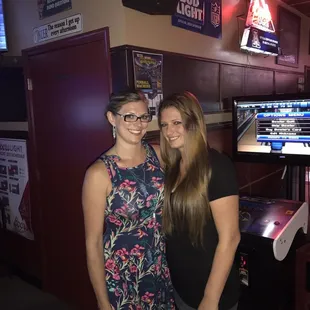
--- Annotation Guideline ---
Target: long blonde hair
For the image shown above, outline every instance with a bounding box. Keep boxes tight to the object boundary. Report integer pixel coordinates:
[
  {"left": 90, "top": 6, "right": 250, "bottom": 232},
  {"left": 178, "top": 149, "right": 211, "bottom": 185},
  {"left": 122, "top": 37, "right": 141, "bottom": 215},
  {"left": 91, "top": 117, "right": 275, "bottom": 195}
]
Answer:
[{"left": 158, "top": 92, "right": 211, "bottom": 245}]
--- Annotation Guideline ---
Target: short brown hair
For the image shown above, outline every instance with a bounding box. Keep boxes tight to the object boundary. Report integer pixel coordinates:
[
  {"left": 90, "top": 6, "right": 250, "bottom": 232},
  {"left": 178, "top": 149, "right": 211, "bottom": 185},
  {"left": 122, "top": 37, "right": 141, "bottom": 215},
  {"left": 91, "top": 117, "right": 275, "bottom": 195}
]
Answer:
[{"left": 106, "top": 89, "right": 148, "bottom": 116}]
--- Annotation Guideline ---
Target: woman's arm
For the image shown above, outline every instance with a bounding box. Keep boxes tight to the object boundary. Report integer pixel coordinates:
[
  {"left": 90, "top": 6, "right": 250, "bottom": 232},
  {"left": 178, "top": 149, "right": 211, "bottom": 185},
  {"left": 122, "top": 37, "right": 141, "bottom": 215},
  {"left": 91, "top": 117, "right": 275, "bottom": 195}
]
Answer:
[
  {"left": 199, "top": 195, "right": 240, "bottom": 310},
  {"left": 82, "top": 162, "right": 112, "bottom": 310}
]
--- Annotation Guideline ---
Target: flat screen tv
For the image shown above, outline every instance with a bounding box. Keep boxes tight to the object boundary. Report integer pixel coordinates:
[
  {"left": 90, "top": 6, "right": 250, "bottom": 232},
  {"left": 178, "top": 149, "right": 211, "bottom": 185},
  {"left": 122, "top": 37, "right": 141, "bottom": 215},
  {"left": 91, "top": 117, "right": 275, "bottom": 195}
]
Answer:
[
  {"left": 0, "top": 0, "right": 8, "bottom": 52},
  {"left": 232, "top": 93, "right": 310, "bottom": 165}
]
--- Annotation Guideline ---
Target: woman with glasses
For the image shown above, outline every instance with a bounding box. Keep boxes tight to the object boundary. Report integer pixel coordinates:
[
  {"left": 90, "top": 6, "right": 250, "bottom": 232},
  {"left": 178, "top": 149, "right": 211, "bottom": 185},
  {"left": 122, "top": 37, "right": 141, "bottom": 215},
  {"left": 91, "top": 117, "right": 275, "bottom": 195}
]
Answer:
[{"left": 82, "top": 90, "right": 175, "bottom": 310}]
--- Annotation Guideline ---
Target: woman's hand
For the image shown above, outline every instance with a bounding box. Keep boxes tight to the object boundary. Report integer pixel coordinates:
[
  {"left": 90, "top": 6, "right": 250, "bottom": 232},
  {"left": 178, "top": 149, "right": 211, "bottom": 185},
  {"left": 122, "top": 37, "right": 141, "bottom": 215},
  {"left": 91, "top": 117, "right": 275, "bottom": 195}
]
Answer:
[{"left": 198, "top": 296, "right": 219, "bottom": 310}]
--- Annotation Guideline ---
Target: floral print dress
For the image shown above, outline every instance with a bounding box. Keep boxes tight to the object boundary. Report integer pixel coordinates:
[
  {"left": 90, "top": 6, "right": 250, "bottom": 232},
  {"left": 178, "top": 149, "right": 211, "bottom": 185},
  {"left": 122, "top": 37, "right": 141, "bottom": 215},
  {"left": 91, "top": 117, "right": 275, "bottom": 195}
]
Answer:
[{"left": 100, "top": 143, "right": 175, "bottom": 310}]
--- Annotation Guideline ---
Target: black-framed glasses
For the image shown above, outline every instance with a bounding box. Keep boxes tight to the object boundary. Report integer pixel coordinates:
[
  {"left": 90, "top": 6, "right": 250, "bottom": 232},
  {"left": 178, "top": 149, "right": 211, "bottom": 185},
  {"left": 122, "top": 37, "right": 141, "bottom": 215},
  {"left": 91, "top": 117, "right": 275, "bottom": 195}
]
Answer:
[{"left": 116, "top": 112, "right": 152, "bottom": 123}]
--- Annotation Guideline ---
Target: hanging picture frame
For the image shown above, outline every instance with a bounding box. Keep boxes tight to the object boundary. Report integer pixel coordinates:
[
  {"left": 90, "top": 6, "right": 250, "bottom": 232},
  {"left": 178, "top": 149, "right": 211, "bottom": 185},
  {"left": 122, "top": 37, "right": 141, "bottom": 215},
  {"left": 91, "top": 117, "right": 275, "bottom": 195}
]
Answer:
[{"left": 276, "top": 6, "right": 301, "bottom": 68}]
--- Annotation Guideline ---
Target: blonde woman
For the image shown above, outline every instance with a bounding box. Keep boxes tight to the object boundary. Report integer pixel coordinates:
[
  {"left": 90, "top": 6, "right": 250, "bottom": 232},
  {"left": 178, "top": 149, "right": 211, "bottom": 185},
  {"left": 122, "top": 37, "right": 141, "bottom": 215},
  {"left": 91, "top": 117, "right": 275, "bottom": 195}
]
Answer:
[{"left": 158, "top": 92, "right": 240, "bottom": 310}]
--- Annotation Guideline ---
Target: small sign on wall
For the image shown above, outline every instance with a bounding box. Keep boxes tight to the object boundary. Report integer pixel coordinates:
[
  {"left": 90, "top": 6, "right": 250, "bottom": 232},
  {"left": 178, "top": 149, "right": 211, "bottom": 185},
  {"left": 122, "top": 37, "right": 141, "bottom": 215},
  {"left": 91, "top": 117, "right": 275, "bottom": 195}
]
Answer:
[
  {"left": 38, "top": 0, "right": 72, "bottom": 19},
  {"left": 33, "top": 13, "right": 83, "bottom": 44}
]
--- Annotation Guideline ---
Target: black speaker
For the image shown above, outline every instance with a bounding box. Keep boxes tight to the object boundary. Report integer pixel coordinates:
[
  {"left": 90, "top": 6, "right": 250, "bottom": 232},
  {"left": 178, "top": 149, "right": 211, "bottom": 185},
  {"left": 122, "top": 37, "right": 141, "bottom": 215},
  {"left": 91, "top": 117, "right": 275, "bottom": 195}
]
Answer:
[{"left": 122, "top": 0, "right": 178, "bottom": 15}]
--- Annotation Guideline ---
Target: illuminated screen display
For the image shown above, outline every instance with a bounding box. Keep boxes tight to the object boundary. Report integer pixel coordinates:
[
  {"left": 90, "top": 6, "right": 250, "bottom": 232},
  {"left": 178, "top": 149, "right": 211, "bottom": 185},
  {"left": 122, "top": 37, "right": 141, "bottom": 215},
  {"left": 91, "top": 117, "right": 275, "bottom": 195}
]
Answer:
[
  {"left": 0, "top": 0, "right": 7, "bottom": 51},
  {"left": 235, "top": 98, "right": 310, "bottom": 157}
]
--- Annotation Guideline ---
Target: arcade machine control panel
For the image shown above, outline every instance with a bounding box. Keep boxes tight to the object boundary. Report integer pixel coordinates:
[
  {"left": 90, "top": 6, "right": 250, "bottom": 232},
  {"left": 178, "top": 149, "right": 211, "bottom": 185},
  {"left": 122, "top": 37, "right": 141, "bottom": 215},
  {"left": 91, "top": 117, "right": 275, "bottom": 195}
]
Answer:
[
  {"left": 239, "top": 196, "right": 308, "bottom": 261},
  {"left": 238, "top": 196, "right": 309, "bottom": 310}
]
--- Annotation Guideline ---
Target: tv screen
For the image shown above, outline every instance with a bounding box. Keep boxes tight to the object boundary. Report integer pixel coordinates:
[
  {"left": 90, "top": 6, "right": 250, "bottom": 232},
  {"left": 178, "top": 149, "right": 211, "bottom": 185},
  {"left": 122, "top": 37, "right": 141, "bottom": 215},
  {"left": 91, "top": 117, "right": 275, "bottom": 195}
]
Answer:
[
  {"left": 0, "top": 0, "right": 8, "bottom": 51},
  {"left": 232, "top": 93, "right": 310, "bottom": 165}
]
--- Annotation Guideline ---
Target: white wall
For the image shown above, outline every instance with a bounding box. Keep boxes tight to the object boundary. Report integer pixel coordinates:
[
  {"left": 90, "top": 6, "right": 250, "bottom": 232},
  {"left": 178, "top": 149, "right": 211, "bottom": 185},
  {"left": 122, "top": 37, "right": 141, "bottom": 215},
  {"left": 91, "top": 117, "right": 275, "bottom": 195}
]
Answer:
[{"left": 4, "top": 0, "right": 126, "bottom": 55}]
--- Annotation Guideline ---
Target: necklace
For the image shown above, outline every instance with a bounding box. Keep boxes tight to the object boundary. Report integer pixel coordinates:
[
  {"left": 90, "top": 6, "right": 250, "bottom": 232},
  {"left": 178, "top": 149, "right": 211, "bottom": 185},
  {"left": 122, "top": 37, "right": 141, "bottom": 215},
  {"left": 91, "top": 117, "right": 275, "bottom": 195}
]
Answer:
[{"left": 128, "top": 167, "right": 148, "bottom": 197}]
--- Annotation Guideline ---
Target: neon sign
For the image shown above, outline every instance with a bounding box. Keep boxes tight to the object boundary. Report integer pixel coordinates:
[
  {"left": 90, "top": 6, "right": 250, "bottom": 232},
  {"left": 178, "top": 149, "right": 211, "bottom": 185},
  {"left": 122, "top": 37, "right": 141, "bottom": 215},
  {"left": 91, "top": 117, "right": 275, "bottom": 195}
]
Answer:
[{"left": 246, "top": 0, "right": 275, "bottom": 33}]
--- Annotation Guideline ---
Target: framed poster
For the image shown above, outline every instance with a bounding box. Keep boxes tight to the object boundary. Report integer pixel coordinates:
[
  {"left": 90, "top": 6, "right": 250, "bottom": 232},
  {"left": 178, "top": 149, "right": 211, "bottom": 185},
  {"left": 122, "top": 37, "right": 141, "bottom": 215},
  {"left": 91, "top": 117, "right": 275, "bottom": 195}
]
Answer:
[
  {"left": 276, "top": 6, "right": 301, "bottom": 68},
  {"left": 133, "top": 51, "right": 163, "bottom": 118},
  {"left": 38, "top": 0, "right": 72, "bottom": 19},
  {"left": 0, "top": 139, "right": 33, "bottom": 240}
]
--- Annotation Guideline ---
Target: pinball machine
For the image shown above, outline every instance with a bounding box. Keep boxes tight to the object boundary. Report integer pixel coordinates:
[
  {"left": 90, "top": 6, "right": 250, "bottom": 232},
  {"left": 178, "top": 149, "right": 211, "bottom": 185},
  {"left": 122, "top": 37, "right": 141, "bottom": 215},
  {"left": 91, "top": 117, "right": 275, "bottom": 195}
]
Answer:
[{"left": 237, "top": 196, "right": 308, "bottom": 310}]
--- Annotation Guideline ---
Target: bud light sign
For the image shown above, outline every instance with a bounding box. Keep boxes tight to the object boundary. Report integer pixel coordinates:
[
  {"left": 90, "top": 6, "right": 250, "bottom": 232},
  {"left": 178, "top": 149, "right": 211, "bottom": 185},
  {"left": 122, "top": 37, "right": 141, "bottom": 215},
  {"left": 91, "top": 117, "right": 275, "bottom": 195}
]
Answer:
[{"left": 172, "top": 0, "right": 222, "bottom": 39}]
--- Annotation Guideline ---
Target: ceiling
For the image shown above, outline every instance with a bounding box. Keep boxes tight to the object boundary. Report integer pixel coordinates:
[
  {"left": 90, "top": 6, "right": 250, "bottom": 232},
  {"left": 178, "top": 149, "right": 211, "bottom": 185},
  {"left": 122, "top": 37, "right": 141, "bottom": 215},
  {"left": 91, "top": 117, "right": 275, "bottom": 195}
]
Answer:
[{"left": 281, "top": 0, "right": 310, "bottom": 17}]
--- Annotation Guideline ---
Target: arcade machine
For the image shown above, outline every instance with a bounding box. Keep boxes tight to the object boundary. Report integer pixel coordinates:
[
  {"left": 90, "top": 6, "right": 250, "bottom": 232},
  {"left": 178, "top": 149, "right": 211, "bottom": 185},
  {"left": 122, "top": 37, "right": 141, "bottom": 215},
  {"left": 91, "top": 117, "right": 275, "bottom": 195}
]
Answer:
[{"left": 237, "top": 196, "right": 308, "bottom": 310}]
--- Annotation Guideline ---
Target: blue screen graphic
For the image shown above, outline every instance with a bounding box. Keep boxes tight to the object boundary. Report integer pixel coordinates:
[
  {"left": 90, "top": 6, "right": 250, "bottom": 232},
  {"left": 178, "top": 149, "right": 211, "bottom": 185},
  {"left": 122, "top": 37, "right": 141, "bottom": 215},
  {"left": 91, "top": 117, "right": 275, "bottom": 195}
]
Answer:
[
  {"left": 0, "top": 0, "right": 7, "bottom": 51},
  {"left": 237, "top": 100, "right": 310, "bottom": 155}
]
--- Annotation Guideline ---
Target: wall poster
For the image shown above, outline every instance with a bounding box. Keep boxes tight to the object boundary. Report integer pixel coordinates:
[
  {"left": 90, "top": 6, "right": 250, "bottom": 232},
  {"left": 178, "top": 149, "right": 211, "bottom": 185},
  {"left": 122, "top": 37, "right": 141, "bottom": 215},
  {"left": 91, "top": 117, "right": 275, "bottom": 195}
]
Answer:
[
  {"left": 133, "top": 51, "right": 164, "bottom": 119},
  {"left": 276, "top": 6, "right": 300, "bottom": 68},
  {"left": 0, "top": 139, "right": 33, "bottom": 240},
  {"left": 38, "top": 0, "right": 72, "bottom": 19}
]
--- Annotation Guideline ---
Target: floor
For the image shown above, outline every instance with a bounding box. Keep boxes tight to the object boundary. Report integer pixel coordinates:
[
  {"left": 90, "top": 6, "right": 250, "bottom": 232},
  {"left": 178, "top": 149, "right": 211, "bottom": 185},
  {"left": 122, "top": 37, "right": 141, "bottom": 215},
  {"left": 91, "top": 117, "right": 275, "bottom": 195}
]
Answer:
[{"left": 0, "top": 275, "right": 72, "bottom": 310}]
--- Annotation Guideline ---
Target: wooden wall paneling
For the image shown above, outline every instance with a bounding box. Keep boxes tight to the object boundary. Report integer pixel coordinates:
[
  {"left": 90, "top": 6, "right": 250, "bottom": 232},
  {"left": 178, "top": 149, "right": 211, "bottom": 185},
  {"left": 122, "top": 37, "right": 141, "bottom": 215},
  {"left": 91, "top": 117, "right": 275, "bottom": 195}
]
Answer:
[
  {"left": 111, "top": 49, "right": 132, "bottom": 93},
  {"left": 208, "top": 127, "right": 232, "bottom": 154},
  {"left": 275, "top": 72, "right": 299, "bottom": 94},
  {"left": 208, "top": 127, "right": 285, "bottom": 198},
  {"left": 111, "top": 45, "right": 303, "bottom": 108},
  {"left": 163, "top": 54, "right": 220, "bottom": 112},
  {"left": 305, "top": 66, "right": 310, "bottom": 92},
  {"left": 220, "top": 64, "right": 245, "bottom": 110},
  {"left": 0, "top": 66, "right": 27, "bottom": 122},
  {"left": 237, "top": 163, "right": 286, "bottom": 199},
  {"left": 245, "top": 68, "right": 274, "bottom": 96}
]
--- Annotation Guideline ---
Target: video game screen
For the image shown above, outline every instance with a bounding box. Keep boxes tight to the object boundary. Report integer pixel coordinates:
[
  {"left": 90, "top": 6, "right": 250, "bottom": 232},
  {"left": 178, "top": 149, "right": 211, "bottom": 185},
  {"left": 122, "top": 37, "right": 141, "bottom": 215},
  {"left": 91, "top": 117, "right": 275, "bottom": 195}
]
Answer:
[
  {"left": 235, "top": 98, "right": 310, "bottom": 155},
  {"left": 0, "top": 0, "right": 7, "bottom": 51}
]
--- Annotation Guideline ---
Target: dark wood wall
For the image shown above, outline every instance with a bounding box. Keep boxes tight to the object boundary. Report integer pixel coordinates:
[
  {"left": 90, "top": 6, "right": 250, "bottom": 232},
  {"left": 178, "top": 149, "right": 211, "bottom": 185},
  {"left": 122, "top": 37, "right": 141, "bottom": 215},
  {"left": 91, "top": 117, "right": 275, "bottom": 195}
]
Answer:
[
  {"left": 207, "top": 127, "right": 286, "bottom": 199},
  {"left": 0, "top": 56, "right": 27, "bottom": 122},
  {"left": 111, "top": 45, "right": 303, "bottom": 113},
  {"left": 111, "top": 45, "right": 297, "bottom": 199}
]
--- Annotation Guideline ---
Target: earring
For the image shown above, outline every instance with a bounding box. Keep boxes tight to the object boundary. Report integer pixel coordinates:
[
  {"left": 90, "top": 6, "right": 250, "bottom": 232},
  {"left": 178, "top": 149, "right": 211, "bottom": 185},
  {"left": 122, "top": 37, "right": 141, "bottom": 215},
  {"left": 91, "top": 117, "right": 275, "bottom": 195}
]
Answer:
[{"left": 112, "top": 126, "right": 116, "bottom": 139}]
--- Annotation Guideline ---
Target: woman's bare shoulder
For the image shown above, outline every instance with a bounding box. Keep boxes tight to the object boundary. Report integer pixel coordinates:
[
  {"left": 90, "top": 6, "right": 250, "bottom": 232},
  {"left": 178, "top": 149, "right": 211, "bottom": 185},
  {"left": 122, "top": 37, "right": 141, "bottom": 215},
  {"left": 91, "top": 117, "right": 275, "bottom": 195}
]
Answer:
[{"left": 85, "top": 160, "right": 110, "bottom": 183}]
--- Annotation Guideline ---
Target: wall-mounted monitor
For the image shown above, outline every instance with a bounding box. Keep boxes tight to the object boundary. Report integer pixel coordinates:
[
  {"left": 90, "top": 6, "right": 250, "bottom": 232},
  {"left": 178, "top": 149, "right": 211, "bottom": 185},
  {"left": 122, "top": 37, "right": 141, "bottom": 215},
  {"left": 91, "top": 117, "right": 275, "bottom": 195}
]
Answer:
[
  {"left": 0, "top": 0, "right": 8, "bottom": 52},
  {"left": 232, "top": 93, "right": 310, "bottom": 165}
]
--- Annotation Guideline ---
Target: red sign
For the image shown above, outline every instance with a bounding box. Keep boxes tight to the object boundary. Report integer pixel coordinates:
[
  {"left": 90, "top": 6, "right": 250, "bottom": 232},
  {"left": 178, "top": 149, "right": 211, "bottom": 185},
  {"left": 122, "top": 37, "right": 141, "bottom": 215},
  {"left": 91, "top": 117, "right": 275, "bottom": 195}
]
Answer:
[{"left": 246, "top": 0, "right": 275, "bottom": 33}]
